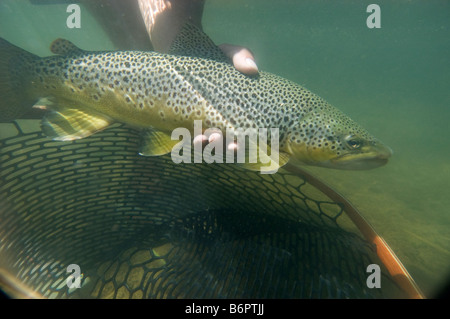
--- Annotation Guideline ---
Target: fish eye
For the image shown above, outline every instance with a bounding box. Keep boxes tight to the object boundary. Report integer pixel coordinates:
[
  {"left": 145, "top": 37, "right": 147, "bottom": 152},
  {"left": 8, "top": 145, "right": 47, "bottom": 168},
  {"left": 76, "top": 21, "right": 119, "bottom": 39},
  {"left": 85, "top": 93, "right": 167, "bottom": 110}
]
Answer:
[
  {"left": 344, "top": 135, "right": 363, "bottom": 149},
  {"left": 347, "top": 140, "right": 361, "bottom": 149}
]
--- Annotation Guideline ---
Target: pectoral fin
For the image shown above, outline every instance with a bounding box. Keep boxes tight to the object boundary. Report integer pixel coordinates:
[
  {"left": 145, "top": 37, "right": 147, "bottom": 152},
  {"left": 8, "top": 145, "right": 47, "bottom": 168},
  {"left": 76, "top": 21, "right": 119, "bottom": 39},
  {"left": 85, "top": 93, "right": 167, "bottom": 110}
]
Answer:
[
  {"left": 32, "top": 97, "right": 55, "bottom": 110},
  {"left": 41, "top": 108, "right": 112, "bottom": 141},
  {"left": 237, "top": 139, "right": 290, "bottom": 174},
  {"left": 139, "top": 128, "right": 179, "bottom": 156},
  {"left": 239, "top": 151, "right": 290, "bottom": 174}
]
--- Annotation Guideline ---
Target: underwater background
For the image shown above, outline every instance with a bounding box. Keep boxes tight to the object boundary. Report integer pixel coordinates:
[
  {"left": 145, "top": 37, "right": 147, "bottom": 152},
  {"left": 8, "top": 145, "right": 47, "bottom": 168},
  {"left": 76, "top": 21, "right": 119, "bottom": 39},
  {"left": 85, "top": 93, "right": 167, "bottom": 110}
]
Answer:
[{"left": 0, "top": 0, "right": 449, "bottom": 297}]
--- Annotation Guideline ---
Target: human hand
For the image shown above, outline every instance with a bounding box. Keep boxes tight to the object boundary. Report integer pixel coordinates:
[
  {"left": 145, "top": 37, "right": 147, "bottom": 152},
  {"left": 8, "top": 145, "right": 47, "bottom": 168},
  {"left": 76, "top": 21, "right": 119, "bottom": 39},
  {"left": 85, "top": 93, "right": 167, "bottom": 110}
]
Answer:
[
  {"left": 138, "top": 0, "right": 259, "bottom": 75},
  {"left": 219, "top": 44, "right": 259, "bottom": 75}
]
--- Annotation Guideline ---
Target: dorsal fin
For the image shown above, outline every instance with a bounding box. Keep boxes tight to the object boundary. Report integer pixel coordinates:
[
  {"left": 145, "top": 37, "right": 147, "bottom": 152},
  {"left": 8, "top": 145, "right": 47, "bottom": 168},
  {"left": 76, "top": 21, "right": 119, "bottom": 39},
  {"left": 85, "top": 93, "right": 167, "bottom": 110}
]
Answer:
[
  {"left": 50, "top": 38, "right": 85, "bottom": 55},
  {"left": 168, "top": 23, "right": 229, "bottom": 63}
]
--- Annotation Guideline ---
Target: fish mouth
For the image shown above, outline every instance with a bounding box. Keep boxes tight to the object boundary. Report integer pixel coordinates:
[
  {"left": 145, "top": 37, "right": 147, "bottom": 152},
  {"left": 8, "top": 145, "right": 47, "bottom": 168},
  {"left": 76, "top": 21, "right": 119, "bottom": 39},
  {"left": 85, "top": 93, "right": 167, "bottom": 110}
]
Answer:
[{"left": 330, "top": 144, "right": 393, "bottom": 170}]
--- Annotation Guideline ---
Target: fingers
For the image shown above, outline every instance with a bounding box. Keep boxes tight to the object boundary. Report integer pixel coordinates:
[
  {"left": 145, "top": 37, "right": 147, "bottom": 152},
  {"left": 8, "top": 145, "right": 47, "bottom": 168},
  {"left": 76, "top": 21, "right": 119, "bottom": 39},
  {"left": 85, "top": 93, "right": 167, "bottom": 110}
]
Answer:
[
  {"left": 193, "top": 129, "right": 223, "bottom": 148},
  {"left": 192, "top": 130, "right": 239, "bottom": 154},
  {"left": 193, "top": 134, "right": 209, "bottom": 147},
  {"left": 219, "top": 43, "right": 259, "bottom": 75}
]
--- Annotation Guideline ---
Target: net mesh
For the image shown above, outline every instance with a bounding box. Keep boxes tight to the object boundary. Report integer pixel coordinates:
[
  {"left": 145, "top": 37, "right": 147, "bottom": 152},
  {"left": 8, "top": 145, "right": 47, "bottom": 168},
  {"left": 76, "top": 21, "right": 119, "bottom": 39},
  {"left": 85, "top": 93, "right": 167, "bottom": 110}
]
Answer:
[{"left": 0, "top": 120, "right": 404, "bottom": 298}]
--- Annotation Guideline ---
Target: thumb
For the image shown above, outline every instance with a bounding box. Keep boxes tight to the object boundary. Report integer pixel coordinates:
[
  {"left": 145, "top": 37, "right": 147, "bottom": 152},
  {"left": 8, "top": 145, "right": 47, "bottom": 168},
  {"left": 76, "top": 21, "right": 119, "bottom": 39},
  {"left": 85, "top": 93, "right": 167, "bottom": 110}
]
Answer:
[{"left": 219, "top": 43, "right": 259, "bottom": 75}]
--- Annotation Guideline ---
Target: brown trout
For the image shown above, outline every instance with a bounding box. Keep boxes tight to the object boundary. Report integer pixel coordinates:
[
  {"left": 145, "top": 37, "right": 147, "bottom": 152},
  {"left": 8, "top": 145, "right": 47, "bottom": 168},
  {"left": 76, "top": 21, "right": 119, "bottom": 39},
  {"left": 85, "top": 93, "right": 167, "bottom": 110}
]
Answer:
[{"left": 0, "top": 24, "right": 392, "bottom": 173}]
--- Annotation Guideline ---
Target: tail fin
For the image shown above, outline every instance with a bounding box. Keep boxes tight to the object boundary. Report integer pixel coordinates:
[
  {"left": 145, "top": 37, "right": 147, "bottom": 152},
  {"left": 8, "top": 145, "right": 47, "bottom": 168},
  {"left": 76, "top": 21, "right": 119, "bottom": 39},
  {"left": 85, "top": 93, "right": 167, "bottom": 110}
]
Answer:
[{"left": 0, "top": 38, "right": 39, "bottom": 122}]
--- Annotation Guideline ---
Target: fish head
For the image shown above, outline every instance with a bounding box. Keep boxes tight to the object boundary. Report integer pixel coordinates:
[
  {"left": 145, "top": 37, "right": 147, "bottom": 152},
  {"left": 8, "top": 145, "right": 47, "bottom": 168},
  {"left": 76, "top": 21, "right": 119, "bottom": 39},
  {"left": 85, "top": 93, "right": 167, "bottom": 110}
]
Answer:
[{"left": 286, "top": 108, "right": 393, "bottom": 170}]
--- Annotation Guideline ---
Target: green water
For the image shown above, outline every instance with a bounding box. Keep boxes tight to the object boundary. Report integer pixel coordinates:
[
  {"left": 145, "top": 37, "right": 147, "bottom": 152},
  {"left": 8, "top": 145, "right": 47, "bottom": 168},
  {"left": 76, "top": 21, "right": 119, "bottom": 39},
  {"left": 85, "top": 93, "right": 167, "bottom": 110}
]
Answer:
[
  {"left": 0, "top": 0, "right": 449, "bottom": 298},
  {"left": 203, "top": 0, "right": 450, "bottom": 297}
]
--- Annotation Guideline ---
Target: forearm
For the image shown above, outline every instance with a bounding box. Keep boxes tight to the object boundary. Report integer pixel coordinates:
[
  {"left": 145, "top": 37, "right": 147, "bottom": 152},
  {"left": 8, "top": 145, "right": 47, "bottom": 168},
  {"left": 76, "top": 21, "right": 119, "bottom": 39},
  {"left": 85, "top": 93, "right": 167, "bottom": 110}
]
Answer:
[{"left": 138, "top": 0, "right": 205, "bottom": 52}]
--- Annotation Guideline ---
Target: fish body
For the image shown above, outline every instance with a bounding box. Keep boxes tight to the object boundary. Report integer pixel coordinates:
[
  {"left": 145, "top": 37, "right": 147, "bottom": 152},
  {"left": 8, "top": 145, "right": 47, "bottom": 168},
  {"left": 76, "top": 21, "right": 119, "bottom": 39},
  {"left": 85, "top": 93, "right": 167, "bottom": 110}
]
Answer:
[{"left": 0, "top": 25, "right": 392, "bottom": 172}]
